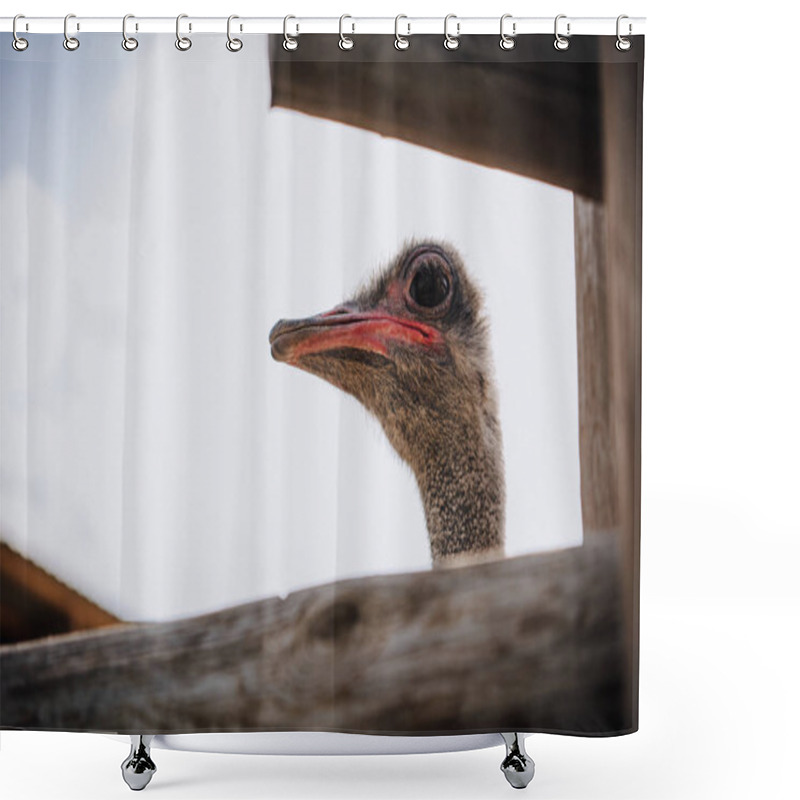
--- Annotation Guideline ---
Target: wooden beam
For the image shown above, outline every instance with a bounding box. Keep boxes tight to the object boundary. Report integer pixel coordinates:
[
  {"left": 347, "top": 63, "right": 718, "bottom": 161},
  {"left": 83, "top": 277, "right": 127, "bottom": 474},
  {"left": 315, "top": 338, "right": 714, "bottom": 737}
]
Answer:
[
  {"left": 599, "top": 58, "right": 644, "bottom": 729},
  {"left": 0, "top": 537, "right": 629, "bottom": 735},
  {"left": 573, "top": 196, "right": 617, "bottom": 531},
  {"left": 0, "top": 542, "right": 119, "bottom": 644},
  {"left": 269, "top": 35, "right": 605, "bottom": 199}
]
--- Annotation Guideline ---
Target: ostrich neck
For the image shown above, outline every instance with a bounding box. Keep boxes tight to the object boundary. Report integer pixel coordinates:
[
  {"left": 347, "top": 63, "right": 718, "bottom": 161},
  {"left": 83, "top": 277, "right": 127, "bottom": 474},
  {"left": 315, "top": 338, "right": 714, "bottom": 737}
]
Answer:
[{"left": 410, "top": 420, "right": 505, "bottom": 569}]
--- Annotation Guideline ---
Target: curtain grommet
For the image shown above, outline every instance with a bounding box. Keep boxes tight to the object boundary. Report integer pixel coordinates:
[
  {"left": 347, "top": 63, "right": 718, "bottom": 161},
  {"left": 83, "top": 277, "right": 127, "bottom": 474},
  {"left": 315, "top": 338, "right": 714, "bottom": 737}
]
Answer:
[
  {"left": 175, "top": 14, "right": 192, "bottom": 51},
  {"left": 226, "top": 15, "right": 243, "bottom": 52},
  {"left": 339, "top": 14, "right": 355, "bottom": 51},
  {"left": 122, "top": 14, "right": 139, "bottom": 51},
  {"left": 12, "top": 15, "right": 29, "bottom": 51},
  {"left": 63, "top": 13, "right": 80, "bottom": 51},
  {"left": 443, "top": 14, "right": 460, "bottom": 51},
  {"left": 394, "top": 15, "right": 410, "bottom": 50},
  {"left": 500, "top": 14, "right": 516, "bottom": 50},
  {"left": 283, "top": 15, "right": 299, "bottom": 51},
  {"left": 616, "top": 15, "right": 632, "bottom": 51},
  {"left": 554, "top": 14, "right": 571, "bottom": 51}
]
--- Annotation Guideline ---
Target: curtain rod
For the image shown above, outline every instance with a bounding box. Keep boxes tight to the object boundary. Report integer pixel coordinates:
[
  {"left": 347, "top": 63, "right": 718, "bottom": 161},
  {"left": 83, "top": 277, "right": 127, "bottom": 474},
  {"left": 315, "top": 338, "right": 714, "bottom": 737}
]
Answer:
[{"left": 1, "top": 16, "right": 646, "bottom": 37}]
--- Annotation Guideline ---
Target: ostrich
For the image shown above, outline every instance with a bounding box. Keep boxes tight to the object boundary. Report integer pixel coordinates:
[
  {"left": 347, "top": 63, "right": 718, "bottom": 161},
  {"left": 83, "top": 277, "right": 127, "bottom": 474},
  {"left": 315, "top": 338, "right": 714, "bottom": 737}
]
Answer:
[
  {"left": 120, "top": 244, "right": 533, "bottom": 793},
  {"left": 269, "top": 242, "right": 505, "bottom": 569}
]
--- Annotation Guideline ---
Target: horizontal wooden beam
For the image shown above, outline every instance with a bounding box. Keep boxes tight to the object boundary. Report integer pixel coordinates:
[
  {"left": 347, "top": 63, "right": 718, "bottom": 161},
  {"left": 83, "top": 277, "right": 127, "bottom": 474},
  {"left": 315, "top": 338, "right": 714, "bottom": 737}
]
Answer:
[
  {"left": 269, "top": 35, "right": 609, "bottom": 199},
  {"left": 0, "top": 536, "right": 629, "bottom": 736}
]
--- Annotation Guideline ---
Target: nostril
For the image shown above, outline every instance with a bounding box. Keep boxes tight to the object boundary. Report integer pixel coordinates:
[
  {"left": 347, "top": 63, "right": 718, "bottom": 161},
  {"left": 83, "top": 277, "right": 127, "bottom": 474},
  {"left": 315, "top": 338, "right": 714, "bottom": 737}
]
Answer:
[{"left": 321, "top": 306, "right": 352, "bottom": 318}]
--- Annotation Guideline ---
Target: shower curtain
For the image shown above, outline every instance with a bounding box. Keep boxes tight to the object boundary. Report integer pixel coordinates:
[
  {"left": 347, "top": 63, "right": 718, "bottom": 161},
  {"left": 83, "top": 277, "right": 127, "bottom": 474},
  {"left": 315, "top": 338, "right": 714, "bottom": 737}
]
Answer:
[{"left": 0, "top": 25, "right": 643, "bottom": 744}]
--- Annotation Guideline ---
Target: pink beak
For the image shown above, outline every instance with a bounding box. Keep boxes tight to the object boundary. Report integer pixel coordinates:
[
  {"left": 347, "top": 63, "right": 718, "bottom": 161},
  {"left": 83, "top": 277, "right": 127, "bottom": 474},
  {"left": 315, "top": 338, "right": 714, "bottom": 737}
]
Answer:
[{"left": 269, "top": 305, "right": 443, "bottom": 363}]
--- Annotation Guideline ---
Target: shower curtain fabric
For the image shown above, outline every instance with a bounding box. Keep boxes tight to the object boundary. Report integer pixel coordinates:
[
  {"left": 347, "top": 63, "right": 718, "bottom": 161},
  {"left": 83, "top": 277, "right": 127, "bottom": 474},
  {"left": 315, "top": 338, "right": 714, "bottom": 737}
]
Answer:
[{"left": 0, "top": 29, "right": 643, "bottom": 738}]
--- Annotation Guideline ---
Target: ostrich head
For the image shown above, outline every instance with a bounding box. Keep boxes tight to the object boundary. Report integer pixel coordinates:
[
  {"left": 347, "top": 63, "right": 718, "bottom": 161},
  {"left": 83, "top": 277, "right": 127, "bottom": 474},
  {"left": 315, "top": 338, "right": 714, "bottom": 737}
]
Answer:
[{"left": 269, "top": 242, "right": 504, "bottom": 568}]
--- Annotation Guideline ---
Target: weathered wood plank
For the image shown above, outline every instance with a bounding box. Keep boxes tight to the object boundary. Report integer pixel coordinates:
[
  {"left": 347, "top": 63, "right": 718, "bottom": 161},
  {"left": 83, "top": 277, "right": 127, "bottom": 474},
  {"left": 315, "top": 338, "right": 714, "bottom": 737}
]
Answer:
[
  {"left": 599, "top": 59, "right": 644, "bottom": 728},
  {"left": 269, "top": 35, "right": 604, "bottom": 199},
  {"left": 573, "top": 196, "right": 617, "bottom": 531},
  {"left": 0, "top": 537, "right": 628, "bottom": 736}
]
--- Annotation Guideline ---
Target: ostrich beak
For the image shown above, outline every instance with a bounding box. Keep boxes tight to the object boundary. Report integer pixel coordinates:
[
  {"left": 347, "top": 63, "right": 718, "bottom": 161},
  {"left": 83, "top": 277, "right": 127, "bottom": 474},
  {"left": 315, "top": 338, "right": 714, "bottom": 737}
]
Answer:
[{"left": 269, "top": 305, "right": 443, "bottom": 364}]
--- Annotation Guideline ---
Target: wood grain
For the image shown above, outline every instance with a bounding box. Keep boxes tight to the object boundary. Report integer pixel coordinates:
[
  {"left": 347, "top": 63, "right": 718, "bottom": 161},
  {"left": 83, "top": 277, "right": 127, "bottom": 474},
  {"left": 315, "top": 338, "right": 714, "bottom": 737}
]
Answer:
[
  {"left": 573, "top": 196, "right": 617, "bottom": 531},
  {"left": 599, "top": 59, "right": 645, "bottom": 726},
  {"left": 270, "top": 35, "right": 604, "bottom": 199},
  {"left": 0, "top": 537, "right": 628, "bottom": 735}
]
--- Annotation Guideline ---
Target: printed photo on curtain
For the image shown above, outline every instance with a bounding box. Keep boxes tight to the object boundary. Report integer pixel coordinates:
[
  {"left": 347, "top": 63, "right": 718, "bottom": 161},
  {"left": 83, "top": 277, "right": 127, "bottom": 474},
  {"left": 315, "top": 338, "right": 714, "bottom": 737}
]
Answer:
[{"left": 0, "top": 18, "right": 643, "bottom": 792}]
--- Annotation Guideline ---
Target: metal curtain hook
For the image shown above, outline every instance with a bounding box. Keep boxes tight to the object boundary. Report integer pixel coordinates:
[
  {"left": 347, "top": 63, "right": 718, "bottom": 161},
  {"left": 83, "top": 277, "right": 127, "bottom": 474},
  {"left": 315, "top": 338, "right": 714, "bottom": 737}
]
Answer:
[
  {"left": 394, "top": 15, "right": 410, "bottom": 50},
  {"left": 227, "top": 15, "right": 243, "bottom": 52},
  {"left": 554, "top": 14, "right": 571, "bottom": 51},
  {"left": 176, "top": 14, "right": 192, "bottom": 51},
  {"left": 444, "top": 14, "right": 460, "bottom": 50},
  {"left": 499, "top": 14, "right": 515, "bottom": 50},
  {"left": 283, "top": 15, "right": 299, "bottom": 51},
  {"left": 63, "top": 13, "right": 79, "bottom": 51},
  {"left": 122, "top": 14, "right": 138, "bottom": 51},
  {"left": 12, "top": 14, "right": 29, "bottom": 51},
  {"left": 339, "top": 14, "right": 354, "bottom": 50},
  {"left": 616, "top": 14, "right": 632, "bottom": 51}
]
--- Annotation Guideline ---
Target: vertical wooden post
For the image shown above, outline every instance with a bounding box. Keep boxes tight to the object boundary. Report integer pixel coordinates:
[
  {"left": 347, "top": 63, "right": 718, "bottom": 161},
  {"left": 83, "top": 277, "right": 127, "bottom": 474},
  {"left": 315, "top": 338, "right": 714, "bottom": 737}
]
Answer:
[
  {"left": 573, "top": 196, "right": 617, "bottom": 532},
  {"left": 599, "top": 59, "right": 644, "bottom": 728}
]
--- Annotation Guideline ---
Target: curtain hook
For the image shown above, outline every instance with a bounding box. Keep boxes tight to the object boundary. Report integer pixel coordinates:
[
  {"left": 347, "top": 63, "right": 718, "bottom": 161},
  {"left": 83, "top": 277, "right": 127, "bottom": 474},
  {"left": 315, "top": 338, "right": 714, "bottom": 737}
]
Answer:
[
  {"left": 175, "top": 14, "right": 192, "bottom": 51},
  {"left": 554, "top": 14, "right": 571, "bottom": 51},
  {"left": 443, "top": 14, "right": 460, "bottom": 51},
  {"left": 226, "top": 15, "right": 243, "bottom": 52},
  {"left": 394, "top": 15, "right": 410, "bottom": 50},
  {"left": 499, "top": 14, "right": 516, "bottom": 50},
  {"left": 12, "top": 14, "right": 29, "bottom": 52},
  {"left": 616, "top": 14, "right": 632, "bottom": 51},
  {"left": 122, "top": 14, "right": 138, "bottom": 51},
  {"left": 339, "top": 14, "right": 354, "bottom": 51},
  {"left": 283, "top": 15, "right": 299, "bottom": 51},
  {"left": 63, "top": 13, "right": 80, "bottom": 51}
]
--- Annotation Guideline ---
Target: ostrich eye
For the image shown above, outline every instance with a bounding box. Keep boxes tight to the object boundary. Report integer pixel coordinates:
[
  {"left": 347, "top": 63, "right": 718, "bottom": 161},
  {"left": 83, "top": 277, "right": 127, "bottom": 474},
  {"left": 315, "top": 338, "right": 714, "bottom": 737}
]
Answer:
[{"left": 408, "top": 259, "right": 451, "bottom": 308}]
